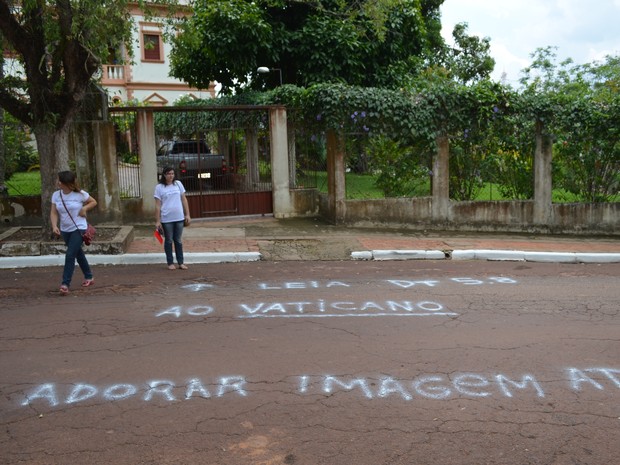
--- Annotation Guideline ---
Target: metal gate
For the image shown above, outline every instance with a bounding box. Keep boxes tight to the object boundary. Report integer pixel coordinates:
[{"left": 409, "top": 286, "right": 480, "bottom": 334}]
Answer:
[
  {"left": 179, "top": 125, "right": 273, "bottom": 218},
  {"left": 183, "top": 170, "right": 274, "bottom": 218},
  {"left": 163, "top": 109, "right": 273, "bottom": 218},
  {"left": 114, "top": 106, "right": 274, "bottom": 218}
]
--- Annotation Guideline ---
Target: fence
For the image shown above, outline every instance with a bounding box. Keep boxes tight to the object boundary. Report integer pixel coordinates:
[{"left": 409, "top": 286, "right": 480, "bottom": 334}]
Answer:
[{"left": 110, "top": 109, "right": 141, "bottom": 199}]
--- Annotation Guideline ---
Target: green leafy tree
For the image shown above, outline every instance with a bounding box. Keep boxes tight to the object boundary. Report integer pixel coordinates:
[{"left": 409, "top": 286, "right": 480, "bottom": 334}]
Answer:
[
  {"left": 485, "top": 120, "right": 536, "bottom": 200},
  {"left": 521, "top": 48, "right": 620, "bottom": 202},
  {"left": 0, "top": 0, "right": 174, "bottom": 233},
  {"left": 169, "top": 0, "right": 445, "bottom": 94},
  {"left": 436, "top": 22, "right": 495, "bottom": 84},
  {"left": 404, "top": 24, "right": 497, "bottom": 200}
]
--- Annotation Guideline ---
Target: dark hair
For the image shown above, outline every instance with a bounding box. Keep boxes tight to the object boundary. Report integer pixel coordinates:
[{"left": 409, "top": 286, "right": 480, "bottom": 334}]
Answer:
[
  {"left": 58, "top": 171, "right": 80, "bottom": 192},
  {"left": 159, "top": 166, "right": 175, "bottom": 185}
]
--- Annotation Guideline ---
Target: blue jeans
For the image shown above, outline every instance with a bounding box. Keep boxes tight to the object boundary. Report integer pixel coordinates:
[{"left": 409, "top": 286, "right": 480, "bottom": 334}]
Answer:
[
  {"left": 61, "top": 229, "right": 93, "bottom": 287},
  {"left": 162, "top": 220, "right": 185, "bottom": 266}
]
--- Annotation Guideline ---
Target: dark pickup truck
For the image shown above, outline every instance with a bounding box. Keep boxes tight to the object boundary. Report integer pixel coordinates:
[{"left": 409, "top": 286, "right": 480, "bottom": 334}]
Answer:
[{"left": 156, "top": 140, "right": 229, "bottom": 188}]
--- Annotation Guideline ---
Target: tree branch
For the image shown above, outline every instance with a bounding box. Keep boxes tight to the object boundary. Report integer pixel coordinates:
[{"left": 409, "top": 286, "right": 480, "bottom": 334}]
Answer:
[{"left": 0, "top": 86, "right": 32, "bottom": 126}]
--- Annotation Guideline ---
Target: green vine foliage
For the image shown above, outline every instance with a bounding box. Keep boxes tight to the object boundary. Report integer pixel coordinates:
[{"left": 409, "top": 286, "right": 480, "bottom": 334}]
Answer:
[
  {"left": 154, "top": 53, "right": 619, "bottom": 202},
  {"left": 553, "top": 97, "right": 620, "bottom": 202},
  {"left": 154, "top": 92, "right": 271, "bottom": 136}
]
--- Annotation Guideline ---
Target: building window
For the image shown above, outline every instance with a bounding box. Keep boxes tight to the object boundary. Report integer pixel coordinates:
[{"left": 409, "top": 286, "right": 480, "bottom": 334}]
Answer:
[
  {"left": 143, "top": 33, "right": 161, "bottom": 61},
  {"left": 142, "top": 33, "right": 163, "bottom": 62}
]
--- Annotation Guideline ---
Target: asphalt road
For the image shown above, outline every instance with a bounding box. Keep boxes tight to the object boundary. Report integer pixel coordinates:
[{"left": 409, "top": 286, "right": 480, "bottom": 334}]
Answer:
[{"left": 1, "top": 260, "right": 619, "bottom": 465}]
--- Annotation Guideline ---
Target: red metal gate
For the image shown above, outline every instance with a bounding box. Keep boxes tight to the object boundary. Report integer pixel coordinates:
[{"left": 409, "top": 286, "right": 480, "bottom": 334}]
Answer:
[
  {"left": 157, "top": 108, "right": 273, "bottom": 218},
  {"left": 112, "top": 106, "right": 276, "bottom": 218},
  {"left": 185, "top": 174, "right": 273, "bottom": 218}
]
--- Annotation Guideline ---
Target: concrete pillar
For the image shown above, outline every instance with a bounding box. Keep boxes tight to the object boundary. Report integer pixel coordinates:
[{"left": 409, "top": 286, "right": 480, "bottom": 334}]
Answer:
[
  {"left": 136, "top": 110, "right": 158, "bottom": 218},
  {"left": 432, "top": 134, "right": 450, "bottom": 221},
  {"left": 269, "top": 106, "right": 293, "bottom": 217},
  {"left": 93, "top": 121, "right": 122, "bottom": 222},
  {"left": 68, "top": 122, "right": 119, "bottom": 222},
  {"left": 533, "top": 120, "right": 553, "bottom": 224},
  {"left": 326, "top": 129, "right": 346, "bottom": 224}
]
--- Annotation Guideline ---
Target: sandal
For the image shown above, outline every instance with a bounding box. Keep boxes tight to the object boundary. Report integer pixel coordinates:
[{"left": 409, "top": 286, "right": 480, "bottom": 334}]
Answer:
[
  {"left": 179, "top": 264, "right": 188, "bottom": 270},
  {"left": 168, "top": 264, "right": 176, "bottom": 270},
  {"left": 59, "top": 285, "right": 69, "bottom": 296},
  {"left": 81, "top": 279, "right": 95, "bottom": 287}
]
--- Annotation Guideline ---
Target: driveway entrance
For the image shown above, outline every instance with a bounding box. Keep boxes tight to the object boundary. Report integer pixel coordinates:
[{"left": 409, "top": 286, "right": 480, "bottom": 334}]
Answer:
[{"left": 112, "top": 106, "right": 278, "bottom": 219}]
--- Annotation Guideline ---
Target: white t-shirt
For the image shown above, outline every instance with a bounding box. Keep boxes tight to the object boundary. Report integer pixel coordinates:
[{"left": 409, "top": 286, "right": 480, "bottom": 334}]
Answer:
[
  {"left": 52, "top": 190, "right": 89, "bottom": 232},
  {"left": 154, "top": 181, "right": 186, "bottom": 223}
]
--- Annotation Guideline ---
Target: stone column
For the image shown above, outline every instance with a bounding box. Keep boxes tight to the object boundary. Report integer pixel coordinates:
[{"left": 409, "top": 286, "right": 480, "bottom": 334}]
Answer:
[
  {"left": 136, "top": 110, "right": 157, "bottom": 218},
  {"left": 269, "top": 106, "right": 293, "bottom": 217},
  {"left": 533, "top": 120, "right": 553, "bottom": 225},
  {"left": 432, "top": 134, "right": 450, "bottom": 221},
  {"left": 93, "top": 121, "right": 122, "bottom": 222},
  {"left": 326, "top": 129, "right": 346, "bottom": 224}
]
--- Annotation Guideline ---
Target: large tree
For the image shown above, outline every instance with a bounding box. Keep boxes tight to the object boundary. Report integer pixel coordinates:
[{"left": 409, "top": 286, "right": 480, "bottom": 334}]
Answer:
[
  {"left": 441, "top": 22, "right": 495, "bottom": 84},
  {"left": 169, "top": 0, "right": 445, "bottom": 93},
  {"left": 0, "top": 0, "right": 172, "bottom": 233},
  {"left": 520, "top": 48, "right": 620, "bottom": 202}
]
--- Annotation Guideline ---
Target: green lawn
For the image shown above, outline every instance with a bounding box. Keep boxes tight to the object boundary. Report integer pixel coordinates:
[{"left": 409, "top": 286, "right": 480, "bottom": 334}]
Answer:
[
  {"left": 6, "top": 170, "right": 618, "bottom": 202},
  {"left": 6, "top": 171, "right": 42, "bottom": 196},
  {"left": 314, "top": 171, "right": 384, "bottom": 199}
]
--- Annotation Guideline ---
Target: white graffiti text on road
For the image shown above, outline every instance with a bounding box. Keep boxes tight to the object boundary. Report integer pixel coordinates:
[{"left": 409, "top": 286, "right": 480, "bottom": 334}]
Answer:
[{"left": 19, "top": 367, "right": 619, "bottom": 408}]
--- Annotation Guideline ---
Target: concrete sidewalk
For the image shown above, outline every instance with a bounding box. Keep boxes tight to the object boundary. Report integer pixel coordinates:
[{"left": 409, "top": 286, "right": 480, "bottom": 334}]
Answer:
[{"left": 2, "top": 216, "right": 619, "bottom": 268}]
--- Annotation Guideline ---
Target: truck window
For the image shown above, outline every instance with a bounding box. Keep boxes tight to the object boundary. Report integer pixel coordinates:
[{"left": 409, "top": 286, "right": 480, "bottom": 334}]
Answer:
[{"left": 172, "top": 141, "right": 210, "bottom": 154}]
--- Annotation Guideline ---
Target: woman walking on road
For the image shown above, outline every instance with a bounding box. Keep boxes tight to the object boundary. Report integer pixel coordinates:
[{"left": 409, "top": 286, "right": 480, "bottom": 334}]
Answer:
[
  {"left": 154, "top": 166, "right": 191, "bottom": 270},
  {"left": 50, "top": 170, "right": 97, "bottom": 295}
]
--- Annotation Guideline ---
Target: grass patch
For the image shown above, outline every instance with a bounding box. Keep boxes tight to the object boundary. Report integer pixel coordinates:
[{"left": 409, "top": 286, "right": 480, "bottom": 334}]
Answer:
[
  {"left": 6, "top": 171, "right": 42, "bottom": 196},
  {"left": 7, "top": 169, "right": 619, "bottom": 202},
  {"left": 314, "top": 171, "right": 385, "bottom": 199},
  {"left": 473, "top": 183, "right": 513, "bottom": 201}
]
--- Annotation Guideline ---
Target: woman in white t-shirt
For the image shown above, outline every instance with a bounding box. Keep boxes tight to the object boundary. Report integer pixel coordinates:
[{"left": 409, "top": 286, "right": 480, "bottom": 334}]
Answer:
[
  {"left": 154, "top": 166, "right": 191, "bottom": 270},
  {"left": 50, "top": 171, "right": 98, "bottom": 295}
]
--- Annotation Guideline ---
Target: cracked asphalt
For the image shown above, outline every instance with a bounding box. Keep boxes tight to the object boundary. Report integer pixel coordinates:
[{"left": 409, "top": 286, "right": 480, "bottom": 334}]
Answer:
[{"left": 1, "top": 259, "right": 619, "bottom": 465}]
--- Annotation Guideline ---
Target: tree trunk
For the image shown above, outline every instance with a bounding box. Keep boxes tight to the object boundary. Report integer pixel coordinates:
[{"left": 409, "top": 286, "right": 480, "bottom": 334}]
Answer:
[
  {"left": 0, "top": 105, "right": 5, "bottom": 195},
  {"left": 35, "top": 123, "right": 71, "bottom": 239}
]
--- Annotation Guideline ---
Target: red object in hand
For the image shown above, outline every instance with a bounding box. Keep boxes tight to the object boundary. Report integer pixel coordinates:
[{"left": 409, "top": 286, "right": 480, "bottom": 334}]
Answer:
[{"left": 154, "top": 229, "right": 163, "bottom": 244}]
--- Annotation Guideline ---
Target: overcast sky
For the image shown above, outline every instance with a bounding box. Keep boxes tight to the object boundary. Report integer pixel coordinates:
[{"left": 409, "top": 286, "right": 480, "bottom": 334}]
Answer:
[{"left": 440, "top": 0, "right": 620, "bottom": 85}]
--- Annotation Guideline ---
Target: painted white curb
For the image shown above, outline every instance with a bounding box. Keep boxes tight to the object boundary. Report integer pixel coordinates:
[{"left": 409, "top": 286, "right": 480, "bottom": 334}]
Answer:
[
  {"left": 371, "top": 250, "right": 447, "bottom": 261},
  {"left": 453, "top": 250, "right": 620, "bottom": 263},
  {"left": 351, "top": 251, "right": 373, "bottom": 260},
  {"left": 351, "top": 249, "right": 620, "bottom": 263},
  {"left": 0, "top": 252, "right": 261, "bottom": 269},
  {"left": 522, "top": 251, "right": 577, "bottom": 263},
  {"left": 575, "top": 253, "right": 620, "bottom": 263},
  {"left": 452, "top": 250, "right": 526, "bottom": 261},
  {"left": 1, "top": 250, "right": 618, "bottom": 268}
]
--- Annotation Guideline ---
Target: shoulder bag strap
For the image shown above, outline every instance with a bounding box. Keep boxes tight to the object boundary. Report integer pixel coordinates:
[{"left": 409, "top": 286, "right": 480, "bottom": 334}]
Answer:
[{"left": 60, "top": 191, "right": 80, "bottom": 231}]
